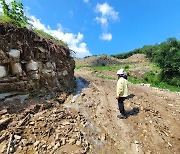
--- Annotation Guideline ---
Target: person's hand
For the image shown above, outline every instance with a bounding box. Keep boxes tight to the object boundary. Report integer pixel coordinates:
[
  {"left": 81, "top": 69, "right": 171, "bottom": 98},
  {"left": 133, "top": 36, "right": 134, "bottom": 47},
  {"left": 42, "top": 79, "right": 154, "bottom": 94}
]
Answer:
[{"left": 116, "top": 96, "right": 119, "bottom": 99}]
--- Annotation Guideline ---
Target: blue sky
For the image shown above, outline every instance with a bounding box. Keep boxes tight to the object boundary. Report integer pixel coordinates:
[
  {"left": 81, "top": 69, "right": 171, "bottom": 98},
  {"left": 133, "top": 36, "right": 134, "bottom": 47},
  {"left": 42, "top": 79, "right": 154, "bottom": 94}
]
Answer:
[{"left": 2, "top": 0, "right": 180, "bottom": 57}]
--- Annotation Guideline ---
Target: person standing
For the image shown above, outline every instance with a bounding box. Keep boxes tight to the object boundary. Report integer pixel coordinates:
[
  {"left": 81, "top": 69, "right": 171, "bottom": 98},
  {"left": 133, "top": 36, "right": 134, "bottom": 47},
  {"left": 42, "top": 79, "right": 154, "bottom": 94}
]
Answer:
[{"left": 116, "top": 69, "right": 128, "bottom": 119}]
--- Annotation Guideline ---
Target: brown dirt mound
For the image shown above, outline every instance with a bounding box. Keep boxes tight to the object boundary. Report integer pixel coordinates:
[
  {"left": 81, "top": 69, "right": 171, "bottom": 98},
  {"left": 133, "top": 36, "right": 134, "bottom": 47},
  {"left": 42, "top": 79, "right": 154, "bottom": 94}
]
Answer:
[{"left": 124, "top": 54, "right": 148, "bottom": 63}]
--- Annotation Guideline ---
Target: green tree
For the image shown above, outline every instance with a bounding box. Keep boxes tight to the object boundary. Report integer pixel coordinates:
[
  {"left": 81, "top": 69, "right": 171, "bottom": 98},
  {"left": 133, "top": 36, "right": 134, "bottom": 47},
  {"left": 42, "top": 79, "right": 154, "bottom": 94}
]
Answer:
[{"left": 0, "top": 0, "right": 29, "bottom": 26}]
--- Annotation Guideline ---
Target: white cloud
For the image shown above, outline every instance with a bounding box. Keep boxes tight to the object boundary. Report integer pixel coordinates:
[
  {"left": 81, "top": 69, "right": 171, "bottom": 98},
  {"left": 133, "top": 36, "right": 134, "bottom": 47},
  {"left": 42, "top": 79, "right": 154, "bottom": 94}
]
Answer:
[
  {"left": 96, "top": 3, "right": 118, "bottom": 20},
  {"left": 83, "top": 0, "right": 89, "bottom": 3},
  {"left": 29, "top": 16, "right": 91, "bottom": 58},
  {"left": 95, "top": 2, "right": 118, "bottom": 41},
  {"left": 95, "top": 17, "right": 108, "bottom": 29},
  {"left": 100, "top": 33, "right": 112, "bottom": 41}
]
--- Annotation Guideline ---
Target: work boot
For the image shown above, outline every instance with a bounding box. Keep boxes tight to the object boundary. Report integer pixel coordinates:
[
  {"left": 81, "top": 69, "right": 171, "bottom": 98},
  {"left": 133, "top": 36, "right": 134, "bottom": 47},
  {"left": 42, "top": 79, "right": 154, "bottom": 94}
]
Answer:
[{"left": 117, "top": 114, "right": 127, "bottom": 119}]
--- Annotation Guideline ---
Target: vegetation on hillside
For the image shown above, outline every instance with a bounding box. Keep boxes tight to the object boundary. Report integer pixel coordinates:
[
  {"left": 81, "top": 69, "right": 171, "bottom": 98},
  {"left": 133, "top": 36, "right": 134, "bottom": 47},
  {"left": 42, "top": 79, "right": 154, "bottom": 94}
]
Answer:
[
  {"left": 0, "top": 0, "right": 29, "bottom": 26},
  {"left": 0, "top": 0, "right": 67, "bottom": 47},
  {"left": 112, "top": 38, "right": 180, "bottom": 87},
  {"left": 111, "top": 49, "right": 142, "bottom": 59},
  {"left": 140, "top": 38, "right": 180, "bottom": 87}
]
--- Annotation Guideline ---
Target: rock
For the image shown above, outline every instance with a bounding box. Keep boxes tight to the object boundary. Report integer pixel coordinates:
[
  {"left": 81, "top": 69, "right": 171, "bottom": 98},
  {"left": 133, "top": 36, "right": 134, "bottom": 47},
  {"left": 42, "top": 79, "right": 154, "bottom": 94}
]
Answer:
[
  {"left": 0, "top": 109, "right": 7, "bottom": 115},
  {"left": 81, "top": 93, "right": 86, "bottom": 97},
  {"left": 10, "top": 63, "right": 22, "bottom": 75},
  {"left": 54, "top": 142, "right": 61, "bottom": 150},
  {"left": 29, "top": 121, "right": 35, "bottom": 126},
  {"left": 55, "top": 133, "right": 61, "bottom": 141},
  {"left": 76, "top": 140, "right": 82, "bottom": 146},
  {"left": 21, "top": 139, "right": 29, "bottom": 146},
  {"left": 25, "top": 60, "right": 39, "bottom": 72},
  {"left": 42, "top": 144, "right": 47, "bottom": 148},
  {"left": 34, "top": 141, "right": 40, "bottom": 147},
  {"left": 0, "top": 65, "right": 7, "bottom": 78},
  {"left": 69, "top": 138, "right": 76, "bottom": 145},
  {"left": 63, "top": 70, "right": 68, "bottom": 76},
  {"left": 101, "top": 133, "right": 106, "bottom": 141},
  {"left": 14, "top": 135, "right": 21, "bottom": 140},
  {"left": 61, "top": 138, "right": 66, "bottom": 146},
  {"left": 8, "top": 49, "right": 21, "bottom": 59},
  {"left": 37, "top": 117, "right": 44, "bottom": 121}
]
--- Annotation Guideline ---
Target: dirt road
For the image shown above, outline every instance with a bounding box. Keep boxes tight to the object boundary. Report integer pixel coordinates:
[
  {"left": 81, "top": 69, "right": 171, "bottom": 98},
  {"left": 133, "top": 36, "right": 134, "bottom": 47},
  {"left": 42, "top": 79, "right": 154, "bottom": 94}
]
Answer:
[
  {"left": 71, "top": 69, "right": 180, "bottom": 154},
  {"left": 0, "top": 69, "right": 179, "bottom": 154}
]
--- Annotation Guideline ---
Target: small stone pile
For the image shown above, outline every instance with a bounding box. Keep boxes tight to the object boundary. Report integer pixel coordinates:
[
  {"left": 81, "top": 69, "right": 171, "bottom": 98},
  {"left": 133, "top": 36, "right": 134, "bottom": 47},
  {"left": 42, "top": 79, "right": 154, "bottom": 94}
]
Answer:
[
  {"left": 0, "top": 102, "right": 90, "bottom": 154},
  {"left": 91, "top": 55, "right": 122, "bottom": 66}
]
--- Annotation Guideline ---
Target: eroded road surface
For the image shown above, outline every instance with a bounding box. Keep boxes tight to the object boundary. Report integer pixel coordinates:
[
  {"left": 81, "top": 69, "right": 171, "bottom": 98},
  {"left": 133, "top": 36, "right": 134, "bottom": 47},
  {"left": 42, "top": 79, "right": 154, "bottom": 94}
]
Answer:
[{"left": 71, "top": 69, "right": 180, "bottom": 154}]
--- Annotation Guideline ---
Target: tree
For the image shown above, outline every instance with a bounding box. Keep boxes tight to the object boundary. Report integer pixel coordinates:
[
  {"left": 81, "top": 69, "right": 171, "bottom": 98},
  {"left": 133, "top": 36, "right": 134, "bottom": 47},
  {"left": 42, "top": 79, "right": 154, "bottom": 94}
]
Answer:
[{"left": 0, "top": 0, "right": 29, "bottom": 26}]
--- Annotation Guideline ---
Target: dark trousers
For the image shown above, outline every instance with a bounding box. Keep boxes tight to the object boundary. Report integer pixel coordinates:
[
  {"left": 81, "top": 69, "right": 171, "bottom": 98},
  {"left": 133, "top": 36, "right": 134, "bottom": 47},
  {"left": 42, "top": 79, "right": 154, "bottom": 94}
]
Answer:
[{"left": 118, "top": 97, "right": 126, "bottom": 116}]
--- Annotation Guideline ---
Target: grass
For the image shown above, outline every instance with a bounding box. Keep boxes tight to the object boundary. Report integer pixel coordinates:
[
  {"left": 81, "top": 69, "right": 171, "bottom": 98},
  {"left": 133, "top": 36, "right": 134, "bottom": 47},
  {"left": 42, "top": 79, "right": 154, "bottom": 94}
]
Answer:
[
  {"left": 75, "top": 65, "right": 129, "bottom": 71},
  {"left": 90, "top": 73, "right": 116, "bottom": 80},
  {"left": 128, "top": 76, "right": 142, "bottom": 84},
  {"left": 0, "top": 15, "right": 15, "bottom": 24},
  {"left": 34, "top": 29, "right": 67, "bottom": 47}
]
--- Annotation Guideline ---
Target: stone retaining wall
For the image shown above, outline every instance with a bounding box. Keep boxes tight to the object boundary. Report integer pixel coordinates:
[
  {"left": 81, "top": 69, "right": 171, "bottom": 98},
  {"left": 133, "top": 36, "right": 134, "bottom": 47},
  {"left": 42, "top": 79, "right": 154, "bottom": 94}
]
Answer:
[{"left": 0, "top": 23, "right": 75, "bottom": 94}]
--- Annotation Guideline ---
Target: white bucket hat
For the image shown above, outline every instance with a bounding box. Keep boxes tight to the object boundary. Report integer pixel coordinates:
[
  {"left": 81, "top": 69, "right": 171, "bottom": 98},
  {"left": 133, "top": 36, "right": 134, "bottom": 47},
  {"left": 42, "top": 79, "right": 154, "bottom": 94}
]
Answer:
[{"left": 117, "top": 69, "right": 124, "bottom": 75}]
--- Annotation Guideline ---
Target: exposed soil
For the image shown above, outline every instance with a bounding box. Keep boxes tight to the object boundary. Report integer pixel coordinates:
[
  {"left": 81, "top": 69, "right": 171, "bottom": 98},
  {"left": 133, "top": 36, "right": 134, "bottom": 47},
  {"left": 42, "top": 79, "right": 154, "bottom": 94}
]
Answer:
[
  {"left": 74, "top": 68, "right": 180, "bottom": 154},
  {"left": 0, "top": 67, "right": 179, "bottom": 154}
]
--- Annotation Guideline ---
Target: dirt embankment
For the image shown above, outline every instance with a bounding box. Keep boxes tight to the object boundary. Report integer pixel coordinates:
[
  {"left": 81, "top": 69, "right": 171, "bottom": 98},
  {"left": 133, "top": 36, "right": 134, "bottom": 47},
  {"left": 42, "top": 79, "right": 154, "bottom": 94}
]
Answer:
[{"left": 0, "top": 23, "right": 75, "bottom": 95}]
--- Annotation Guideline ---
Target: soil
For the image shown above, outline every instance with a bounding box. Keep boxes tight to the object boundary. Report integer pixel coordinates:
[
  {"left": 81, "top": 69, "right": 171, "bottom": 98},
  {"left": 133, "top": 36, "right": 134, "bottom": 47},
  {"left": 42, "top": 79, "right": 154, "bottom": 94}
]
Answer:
[
  {"left": 74, "top": 68, "right": 180, "bottom": 154},
  {"left": 0, "top": 67, "right": 179, "bottom": 154}
]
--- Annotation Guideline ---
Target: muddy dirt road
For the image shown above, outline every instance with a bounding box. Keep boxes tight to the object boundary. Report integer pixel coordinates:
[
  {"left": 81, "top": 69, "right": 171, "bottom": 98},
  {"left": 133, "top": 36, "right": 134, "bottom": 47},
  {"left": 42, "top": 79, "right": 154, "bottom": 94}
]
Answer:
[{"left": 72, "top": 69, "right": 180, "bottom": 154}]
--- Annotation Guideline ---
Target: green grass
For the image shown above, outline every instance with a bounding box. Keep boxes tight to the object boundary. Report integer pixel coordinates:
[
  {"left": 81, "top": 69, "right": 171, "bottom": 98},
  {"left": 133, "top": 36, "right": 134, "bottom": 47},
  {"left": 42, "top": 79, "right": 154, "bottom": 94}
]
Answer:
[
  {"left": 75, "top": 65, "right": 128, "bottom": 71},
  {"left": 75, "top": 64, "right": 86, "bottom": 70},
  {"left": 90, "top": 73, "right": 116, "bottom": 80},
  {"left": 0, "top": 15, "right": 15, "bottom": 24},
  {"left": 34, "top": 29, "right": 67, "bottom": 47},
  {"left": 151, "top": 82, "right": 180, "bottom": 92},
  {"left": 128, "top": 76, "right": 142, "bottom": 84}
]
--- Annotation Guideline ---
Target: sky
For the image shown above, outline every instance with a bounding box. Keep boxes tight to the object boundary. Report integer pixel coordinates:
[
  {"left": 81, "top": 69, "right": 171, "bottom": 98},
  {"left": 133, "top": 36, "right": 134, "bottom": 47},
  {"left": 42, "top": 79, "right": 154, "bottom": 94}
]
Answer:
[{"left": 1, "top": 0, "right": 180, "bottom": 58}]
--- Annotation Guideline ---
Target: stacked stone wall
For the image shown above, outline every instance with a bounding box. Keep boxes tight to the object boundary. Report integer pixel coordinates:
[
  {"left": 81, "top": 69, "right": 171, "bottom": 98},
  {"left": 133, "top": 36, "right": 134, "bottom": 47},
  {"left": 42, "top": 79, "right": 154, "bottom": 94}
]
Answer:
[{"left": 0, "top": 23, "right": 75, "bottom": 94}]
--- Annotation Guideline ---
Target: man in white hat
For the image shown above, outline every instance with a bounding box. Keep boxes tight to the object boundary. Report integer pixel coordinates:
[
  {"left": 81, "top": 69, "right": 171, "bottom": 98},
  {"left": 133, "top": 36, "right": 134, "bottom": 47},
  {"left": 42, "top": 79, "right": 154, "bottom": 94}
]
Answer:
[{"left": 116, "top": 69, "right": 128, "bottom": 119}]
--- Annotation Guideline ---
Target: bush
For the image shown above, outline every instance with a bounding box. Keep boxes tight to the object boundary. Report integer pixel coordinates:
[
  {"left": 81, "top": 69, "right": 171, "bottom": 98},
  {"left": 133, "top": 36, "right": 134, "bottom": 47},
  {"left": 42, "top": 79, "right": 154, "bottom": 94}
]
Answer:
[
  {"left": 0, "top": 0, "right": 29, "bottom": 27},
  {"left": 124, "top": 65, "right": 130, "bottom": 70}
]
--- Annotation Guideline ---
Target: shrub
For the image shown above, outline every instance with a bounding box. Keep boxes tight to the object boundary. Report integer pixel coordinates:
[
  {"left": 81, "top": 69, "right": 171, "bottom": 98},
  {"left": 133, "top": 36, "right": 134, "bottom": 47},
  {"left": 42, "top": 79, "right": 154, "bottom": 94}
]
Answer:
[{"left": 0, "top": 0, "right": 29, "bottom": 27}]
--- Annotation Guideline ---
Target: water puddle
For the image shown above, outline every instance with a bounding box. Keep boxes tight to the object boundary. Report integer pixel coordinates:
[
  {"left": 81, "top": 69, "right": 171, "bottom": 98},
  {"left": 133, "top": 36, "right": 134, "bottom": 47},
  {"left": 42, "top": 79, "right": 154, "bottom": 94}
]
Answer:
[
  {"left": 63, "top": 77, "right": 109, "bottom": 150},
  {"left": 71, "top": 77, "right": 89, "bottom": 103}
]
